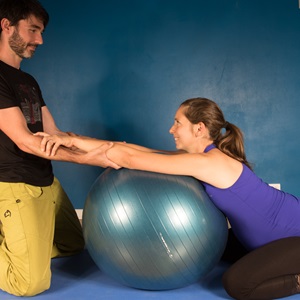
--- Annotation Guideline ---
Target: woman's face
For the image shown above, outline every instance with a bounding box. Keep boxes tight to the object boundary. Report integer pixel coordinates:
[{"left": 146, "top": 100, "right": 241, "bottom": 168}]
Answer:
[{"left": 169, "top": 106, "right": 198, "bottom": 152}]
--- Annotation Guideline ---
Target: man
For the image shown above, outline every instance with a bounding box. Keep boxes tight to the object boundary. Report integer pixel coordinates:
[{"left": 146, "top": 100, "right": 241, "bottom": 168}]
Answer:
[{"left": 0, "top": 0, "right": 117, "bottom": 296}]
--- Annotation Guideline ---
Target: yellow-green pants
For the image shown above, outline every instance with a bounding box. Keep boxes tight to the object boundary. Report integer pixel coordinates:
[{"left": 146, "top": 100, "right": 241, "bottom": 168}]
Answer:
[{"left": 0, "top": 177, "right": 84, "bottom": 296}]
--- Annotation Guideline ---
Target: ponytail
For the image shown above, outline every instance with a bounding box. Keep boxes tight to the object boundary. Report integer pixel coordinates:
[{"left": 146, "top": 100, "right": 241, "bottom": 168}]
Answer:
[{"left": 216, "top": 122, "right": 252, "bottom": 170}]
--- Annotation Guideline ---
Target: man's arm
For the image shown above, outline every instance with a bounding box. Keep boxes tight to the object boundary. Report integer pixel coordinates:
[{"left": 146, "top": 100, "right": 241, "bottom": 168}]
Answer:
[{"left": 0, "top": 106, "right": 119, "bottom": 168}]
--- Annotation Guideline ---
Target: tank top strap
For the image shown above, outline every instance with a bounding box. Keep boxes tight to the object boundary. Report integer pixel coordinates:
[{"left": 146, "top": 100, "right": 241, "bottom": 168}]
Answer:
[{"left": 204, "top": 144, "right": 216, "bottom": 153}]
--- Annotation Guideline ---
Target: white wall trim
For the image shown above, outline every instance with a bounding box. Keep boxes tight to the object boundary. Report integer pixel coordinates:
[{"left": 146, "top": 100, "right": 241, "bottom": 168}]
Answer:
[{"left": 76, "top": 209, "right": 83, "bottom": 220}]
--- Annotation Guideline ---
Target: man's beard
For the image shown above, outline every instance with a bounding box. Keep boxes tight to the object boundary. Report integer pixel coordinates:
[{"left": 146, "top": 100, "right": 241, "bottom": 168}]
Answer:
[{"left": 9, "top": 28, "right": 38, "bottom": 59}]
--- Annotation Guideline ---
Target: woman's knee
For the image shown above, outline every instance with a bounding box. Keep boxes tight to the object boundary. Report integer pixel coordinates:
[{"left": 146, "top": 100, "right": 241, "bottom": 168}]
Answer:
[{"left": 222, "top": 267, "right": 250, "bottom": 300}]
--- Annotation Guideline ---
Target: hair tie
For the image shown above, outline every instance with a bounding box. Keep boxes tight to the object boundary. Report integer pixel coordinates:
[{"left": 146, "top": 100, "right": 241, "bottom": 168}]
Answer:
[{"left": 223, "top": 121, "right": 228, "bottom": 128}]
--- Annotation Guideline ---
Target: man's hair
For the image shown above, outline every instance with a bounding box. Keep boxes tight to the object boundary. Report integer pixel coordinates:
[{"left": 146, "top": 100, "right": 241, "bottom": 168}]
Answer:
[{"left": 0, "top": 0, "right": 49, "bottom": 33}]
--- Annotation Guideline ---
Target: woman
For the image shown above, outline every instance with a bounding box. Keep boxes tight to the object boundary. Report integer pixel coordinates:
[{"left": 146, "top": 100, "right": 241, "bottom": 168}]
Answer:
[{"left": 38, "top": 97, "right": 300, "bottom": 300}]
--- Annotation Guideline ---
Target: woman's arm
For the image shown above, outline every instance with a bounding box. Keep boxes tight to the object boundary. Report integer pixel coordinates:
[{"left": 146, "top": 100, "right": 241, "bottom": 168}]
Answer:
[
  {"left": 105, "top": 143, "right": 243, "bottom": 188},
  {"left": 38, "top": 133, "right": 242, "bottom": 188},
  {"left": 105, "top": 143, "right": 204, "bottom": 177}
]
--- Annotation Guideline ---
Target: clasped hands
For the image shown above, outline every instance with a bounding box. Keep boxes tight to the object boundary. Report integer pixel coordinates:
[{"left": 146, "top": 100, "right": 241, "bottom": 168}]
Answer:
[{"left": 34, "top": 132, "right": 120, "bottom": 169}]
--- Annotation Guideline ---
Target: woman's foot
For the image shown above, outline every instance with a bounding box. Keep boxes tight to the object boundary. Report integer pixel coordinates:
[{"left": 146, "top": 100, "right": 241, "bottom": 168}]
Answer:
[{"left": 296, "top": 275, "right": 300, "bottom": 292}]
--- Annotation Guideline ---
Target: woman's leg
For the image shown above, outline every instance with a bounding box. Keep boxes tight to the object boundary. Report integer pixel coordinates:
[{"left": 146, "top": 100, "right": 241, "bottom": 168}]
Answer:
[
  {"left": 222, "top": 237, "right": 300, "bottom": 300},
  {"left": 222, "top": 229, "right": 249, "bottom": 263}
]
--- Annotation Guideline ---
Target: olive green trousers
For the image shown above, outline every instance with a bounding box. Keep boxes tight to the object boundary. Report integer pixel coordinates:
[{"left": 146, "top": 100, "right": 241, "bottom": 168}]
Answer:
[{"left": 0, "top": 177, "right": 84, "bottom": 296}]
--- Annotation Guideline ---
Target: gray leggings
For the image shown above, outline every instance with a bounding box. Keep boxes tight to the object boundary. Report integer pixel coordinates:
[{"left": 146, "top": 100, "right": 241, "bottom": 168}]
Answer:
[{"left": 222, "top": 231, "right": 300, "bottom": 300}]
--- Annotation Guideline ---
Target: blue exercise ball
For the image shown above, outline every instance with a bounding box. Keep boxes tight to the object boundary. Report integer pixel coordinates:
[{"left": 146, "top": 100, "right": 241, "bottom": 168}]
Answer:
[{"left": 83, "top": 168, "right": 228, "bottom": 291}]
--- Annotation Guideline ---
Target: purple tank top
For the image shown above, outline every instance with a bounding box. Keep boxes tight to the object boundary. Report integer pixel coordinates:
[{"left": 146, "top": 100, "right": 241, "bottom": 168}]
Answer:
[{"left": 201, "top": 144, "right": 300, "bottom": 250}]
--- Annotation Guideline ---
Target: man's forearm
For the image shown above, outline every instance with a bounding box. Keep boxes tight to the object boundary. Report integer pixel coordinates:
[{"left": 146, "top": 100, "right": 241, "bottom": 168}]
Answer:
[{"left": 18, "top": 133, "right": 87, "bottom": 163}]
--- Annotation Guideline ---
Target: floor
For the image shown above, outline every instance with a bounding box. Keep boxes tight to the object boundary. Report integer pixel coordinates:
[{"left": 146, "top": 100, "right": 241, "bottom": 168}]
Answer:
[{"left": 0, "top": 250, "right": 299, "bottom": 300}]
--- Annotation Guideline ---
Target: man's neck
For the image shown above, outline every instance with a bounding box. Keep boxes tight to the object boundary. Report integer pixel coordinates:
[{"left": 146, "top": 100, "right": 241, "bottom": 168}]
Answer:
[{"left": 0, "top": 46, "right": 22, "bottom": 69}]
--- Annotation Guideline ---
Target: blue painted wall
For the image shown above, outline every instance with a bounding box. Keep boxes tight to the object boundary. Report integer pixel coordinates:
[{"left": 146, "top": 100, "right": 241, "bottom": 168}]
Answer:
[{"left": 23, "top": 0, "right": 300, "bottom": 208}]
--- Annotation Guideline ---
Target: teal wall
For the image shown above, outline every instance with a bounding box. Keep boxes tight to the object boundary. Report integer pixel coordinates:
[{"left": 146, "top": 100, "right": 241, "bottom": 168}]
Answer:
[{"left": 23, "top": 0, "right": 300, "bottom": 208}]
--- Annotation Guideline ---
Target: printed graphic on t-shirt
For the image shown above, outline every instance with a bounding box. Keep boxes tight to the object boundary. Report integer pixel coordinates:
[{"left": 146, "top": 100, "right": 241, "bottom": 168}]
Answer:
[{"left": 18, "top": 84, "right": 42, "bottom": 124}]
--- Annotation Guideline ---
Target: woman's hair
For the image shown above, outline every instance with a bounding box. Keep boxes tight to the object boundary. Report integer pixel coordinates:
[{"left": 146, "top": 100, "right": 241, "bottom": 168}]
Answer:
[
  {"left": 180, "top": 97, "right": 252, "bottom": 169},
  {"left": 0, "top": 0, "right": 49, "bottom": 33}
]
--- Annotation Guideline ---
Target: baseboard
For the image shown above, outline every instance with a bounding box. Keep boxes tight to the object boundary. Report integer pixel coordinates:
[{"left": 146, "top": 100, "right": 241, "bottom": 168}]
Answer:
[{"left": 75, "top": 209, "right": 83, "bottom": 220}]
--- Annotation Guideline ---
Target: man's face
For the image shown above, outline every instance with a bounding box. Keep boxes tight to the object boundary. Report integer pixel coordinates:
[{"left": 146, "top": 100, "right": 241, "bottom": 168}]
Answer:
[{"left": 8, "top": 15, "right": 44, "bottom": 59}]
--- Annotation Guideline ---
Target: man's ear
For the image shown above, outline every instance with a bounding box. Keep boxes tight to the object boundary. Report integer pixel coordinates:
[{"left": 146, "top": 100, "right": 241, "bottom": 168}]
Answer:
[{"left": 1, "top": 18, "right": 12, "bottom": 33}]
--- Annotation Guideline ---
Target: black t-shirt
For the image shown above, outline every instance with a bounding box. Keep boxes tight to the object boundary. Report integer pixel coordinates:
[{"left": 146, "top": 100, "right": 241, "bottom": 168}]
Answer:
[{"left": 0, "top": 60, "right": 53, "bottom": 186}]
